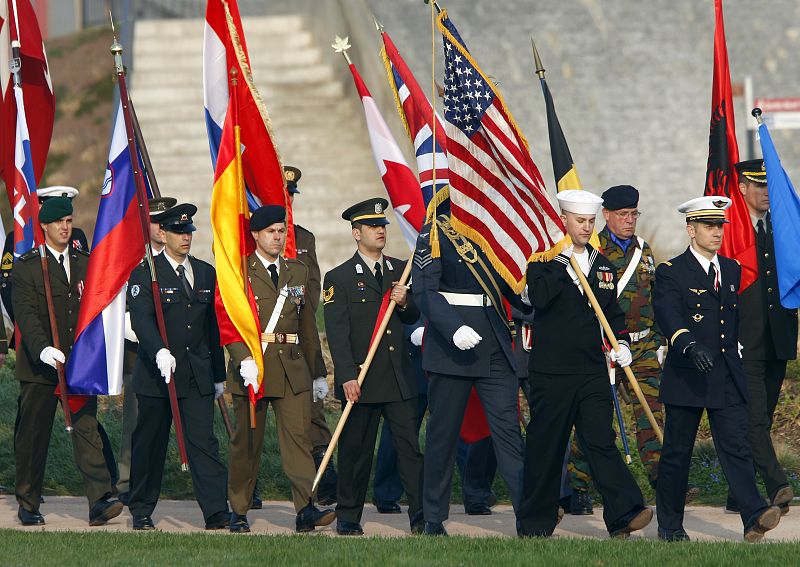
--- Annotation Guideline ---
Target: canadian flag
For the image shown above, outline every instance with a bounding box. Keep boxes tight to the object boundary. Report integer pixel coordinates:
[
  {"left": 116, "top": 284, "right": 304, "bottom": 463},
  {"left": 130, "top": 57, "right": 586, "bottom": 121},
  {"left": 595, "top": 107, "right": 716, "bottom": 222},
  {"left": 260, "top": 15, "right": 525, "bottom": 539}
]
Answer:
[{"left": 347, "top": 62, "right": 426, "bottom": 250}]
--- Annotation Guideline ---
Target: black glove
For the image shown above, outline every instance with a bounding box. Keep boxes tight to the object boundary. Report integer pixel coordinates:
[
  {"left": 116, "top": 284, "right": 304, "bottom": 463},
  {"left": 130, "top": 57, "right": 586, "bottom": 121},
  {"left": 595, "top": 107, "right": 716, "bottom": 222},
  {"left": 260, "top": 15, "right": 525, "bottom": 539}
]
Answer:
[{"left": 686, "top": 343, "right": 714, "bottom": 373}]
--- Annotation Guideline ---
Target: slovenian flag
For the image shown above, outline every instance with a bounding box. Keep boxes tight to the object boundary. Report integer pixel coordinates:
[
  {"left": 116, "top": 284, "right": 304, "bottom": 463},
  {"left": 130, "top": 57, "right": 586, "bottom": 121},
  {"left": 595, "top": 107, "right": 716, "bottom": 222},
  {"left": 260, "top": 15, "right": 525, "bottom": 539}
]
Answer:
[{"left": 66, "top": 105, "right": 145, "bottom": 395}]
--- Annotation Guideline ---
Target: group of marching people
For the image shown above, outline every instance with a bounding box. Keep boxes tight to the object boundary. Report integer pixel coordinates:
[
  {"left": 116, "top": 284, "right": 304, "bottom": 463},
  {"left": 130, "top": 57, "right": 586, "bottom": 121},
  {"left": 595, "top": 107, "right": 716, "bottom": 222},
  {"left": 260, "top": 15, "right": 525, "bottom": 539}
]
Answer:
[{"left": 4, "top": 158, "right": 796, "bottom": 542}]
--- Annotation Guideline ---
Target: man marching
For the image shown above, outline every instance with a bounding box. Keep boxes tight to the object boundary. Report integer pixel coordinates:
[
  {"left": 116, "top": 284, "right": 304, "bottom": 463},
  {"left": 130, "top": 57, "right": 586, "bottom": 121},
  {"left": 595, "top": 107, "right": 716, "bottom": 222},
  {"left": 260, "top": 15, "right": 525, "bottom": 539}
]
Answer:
[
  {"left": 653, "top": 196, "right": 781, "bottom": 542},
  {"left": 518, "top": 190, "right": 650, "bottom": 538},
  {"left": 225, "top": 205, "right": 334, "bottom": 534},
  {"left": 324, "top": 198, "right": 424, "bottom": 536}
]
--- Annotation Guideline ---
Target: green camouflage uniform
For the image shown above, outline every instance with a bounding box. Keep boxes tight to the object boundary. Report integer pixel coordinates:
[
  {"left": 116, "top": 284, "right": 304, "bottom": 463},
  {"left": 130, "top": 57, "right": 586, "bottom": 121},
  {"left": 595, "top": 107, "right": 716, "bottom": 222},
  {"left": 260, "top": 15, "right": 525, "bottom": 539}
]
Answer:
[{"left": 569, "top": 228, "right": 664, "bottom": 490}]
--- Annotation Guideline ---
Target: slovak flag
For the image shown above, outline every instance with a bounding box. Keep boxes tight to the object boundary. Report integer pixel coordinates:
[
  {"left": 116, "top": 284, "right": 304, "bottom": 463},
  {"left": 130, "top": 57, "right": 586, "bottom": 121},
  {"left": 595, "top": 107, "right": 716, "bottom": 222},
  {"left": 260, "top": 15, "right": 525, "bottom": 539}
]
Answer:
[
  {"left": 11, "top": 82, "right": 39, "bottom": 255},
  {"left": 348, "top": 61, "right": 426, "bottom": 249},
  {"left": 66, "top": 105, "right": 145, "bottom": 395}
]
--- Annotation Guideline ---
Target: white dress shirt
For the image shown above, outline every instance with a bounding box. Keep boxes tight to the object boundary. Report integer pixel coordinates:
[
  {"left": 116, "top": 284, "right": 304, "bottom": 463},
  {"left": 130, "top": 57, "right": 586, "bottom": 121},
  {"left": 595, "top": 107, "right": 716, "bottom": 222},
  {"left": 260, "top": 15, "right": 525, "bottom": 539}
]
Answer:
[
  {"left": 46, "top": 244, "right": 70, "bottom": 283},
  {"left": 689, "top": 244, "right": 721, "bottom": 287},
  {"left": 163, "top": 253, "right": 194, "bottom": 288},
  {"left": 255, "top": 250, "right": 280, "bottom": 279}
]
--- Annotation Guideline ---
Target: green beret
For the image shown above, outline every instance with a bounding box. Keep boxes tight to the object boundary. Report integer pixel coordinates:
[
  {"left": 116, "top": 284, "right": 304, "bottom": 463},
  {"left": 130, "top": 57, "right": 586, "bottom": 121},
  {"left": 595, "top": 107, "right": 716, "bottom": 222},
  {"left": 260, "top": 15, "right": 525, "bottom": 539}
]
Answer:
[{"left": 39, "top": 197, "right": 73, "bottom": 224}]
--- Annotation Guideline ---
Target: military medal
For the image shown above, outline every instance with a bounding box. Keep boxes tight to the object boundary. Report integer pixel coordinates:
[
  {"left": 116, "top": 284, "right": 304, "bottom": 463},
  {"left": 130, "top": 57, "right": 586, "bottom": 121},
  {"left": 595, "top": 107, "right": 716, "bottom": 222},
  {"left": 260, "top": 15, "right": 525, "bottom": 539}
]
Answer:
[{"left": 287, "top": 285, "right": 305, "bottom": 314}]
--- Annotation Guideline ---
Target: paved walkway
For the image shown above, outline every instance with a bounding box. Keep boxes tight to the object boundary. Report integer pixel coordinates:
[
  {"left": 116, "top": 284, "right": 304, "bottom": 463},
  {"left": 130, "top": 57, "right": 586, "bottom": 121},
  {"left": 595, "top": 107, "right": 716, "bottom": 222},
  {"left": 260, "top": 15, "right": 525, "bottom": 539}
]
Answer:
[{"left": 1, "top": 496, "right": 799, "bottom": 541}]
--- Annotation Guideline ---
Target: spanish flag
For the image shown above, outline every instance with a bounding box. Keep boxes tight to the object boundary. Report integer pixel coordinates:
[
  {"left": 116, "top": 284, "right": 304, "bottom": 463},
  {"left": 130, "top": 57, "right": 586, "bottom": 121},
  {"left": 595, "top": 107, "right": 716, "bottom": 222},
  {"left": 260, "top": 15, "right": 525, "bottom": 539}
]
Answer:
[{"left": 211, "top": 104, "right": 263, "bottom": 402}]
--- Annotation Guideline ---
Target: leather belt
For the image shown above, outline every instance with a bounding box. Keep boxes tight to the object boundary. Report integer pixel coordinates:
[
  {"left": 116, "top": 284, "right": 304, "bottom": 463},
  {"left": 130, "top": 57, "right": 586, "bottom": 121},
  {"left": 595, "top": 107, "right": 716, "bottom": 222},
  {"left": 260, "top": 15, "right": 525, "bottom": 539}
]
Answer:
[
  {"left": 261, "top": 332, "right": 299, "bottom": 344},
  {"left": 629, "top": 328, "right": 650, "bottom": 343},
  {"left": 439, "top": 291, "right": 491, "bottom": 307}
]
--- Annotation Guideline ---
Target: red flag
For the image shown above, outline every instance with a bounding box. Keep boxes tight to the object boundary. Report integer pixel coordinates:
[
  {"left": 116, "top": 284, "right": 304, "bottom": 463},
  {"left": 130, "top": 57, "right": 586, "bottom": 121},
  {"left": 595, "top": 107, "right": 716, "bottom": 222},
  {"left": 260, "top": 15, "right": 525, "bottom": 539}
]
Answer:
[
  {"left": 703, "top": 0, "right": 756, "bottom": 291},
  {"left": 0, "top": 0, "right": 55, "bottom": 194}
]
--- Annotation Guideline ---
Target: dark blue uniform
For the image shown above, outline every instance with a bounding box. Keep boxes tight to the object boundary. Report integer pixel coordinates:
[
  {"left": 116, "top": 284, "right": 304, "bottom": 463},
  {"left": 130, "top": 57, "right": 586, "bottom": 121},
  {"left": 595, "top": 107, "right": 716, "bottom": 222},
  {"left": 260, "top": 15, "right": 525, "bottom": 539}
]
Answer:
[
  {"left": 653, "top": 248, "right": 769, "bottom": 531},
  {"left": 412, "top": 216, "right": 528, "bottom": 524}
]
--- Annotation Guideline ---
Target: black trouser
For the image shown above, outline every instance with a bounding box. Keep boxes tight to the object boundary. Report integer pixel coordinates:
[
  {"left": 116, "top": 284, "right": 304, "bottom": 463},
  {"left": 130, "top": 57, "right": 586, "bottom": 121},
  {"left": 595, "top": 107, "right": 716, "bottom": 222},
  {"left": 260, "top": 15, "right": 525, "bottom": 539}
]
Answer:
[
  {"left": 336, "top": 398, "right": 423, "bottom": 524},
  {"left": 423, "top": 370, "right": 524, "bottom": 523},
  {"left": 657, "top": 377, "right": 768, "bottom": 531},
  {"left": 129, "top": 391, "right": 228, "bottom": 521},
  {"left": 15, "top": 382, "right": 113, "bottom": 512},
  {"left": 727, "top": 359, "right": 789, "bottom": 506},
  {"left": 519, "top": 371, "right": 643, "bottom": 536}
]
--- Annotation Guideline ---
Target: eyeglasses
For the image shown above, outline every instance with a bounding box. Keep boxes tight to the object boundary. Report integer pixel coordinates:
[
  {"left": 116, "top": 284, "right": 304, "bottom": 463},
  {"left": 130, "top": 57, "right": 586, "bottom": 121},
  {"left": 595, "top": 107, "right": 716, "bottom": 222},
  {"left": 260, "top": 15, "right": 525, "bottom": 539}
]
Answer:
[{"left": 614, "top": 211, "right": 642, "bottom": 220}]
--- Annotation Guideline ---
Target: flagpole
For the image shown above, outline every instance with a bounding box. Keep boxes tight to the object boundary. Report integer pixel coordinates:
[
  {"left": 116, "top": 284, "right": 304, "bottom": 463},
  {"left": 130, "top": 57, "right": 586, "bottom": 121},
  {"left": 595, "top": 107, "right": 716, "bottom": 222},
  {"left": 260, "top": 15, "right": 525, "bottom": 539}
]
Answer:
[
  {"left": 109, "top": 15, "right": 189, "bottom": 471},
  {"left": 228, "top": 67, "right": 257, "bottom": 430},
  {"left": 9, "top": 0, "right": 73, "bottom": 432},
  {"left": 312, "top": 261, "right": 412, "bottom": 493},
  {"left": 129, "top": 98, "right": 161, "bottom": 199}
]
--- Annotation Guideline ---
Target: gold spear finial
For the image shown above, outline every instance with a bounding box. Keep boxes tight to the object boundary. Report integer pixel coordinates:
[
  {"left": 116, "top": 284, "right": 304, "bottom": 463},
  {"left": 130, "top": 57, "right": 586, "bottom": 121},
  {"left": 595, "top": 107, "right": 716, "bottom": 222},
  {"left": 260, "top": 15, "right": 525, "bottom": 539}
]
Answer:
[
  {"left": 331, "top": 35, "right": 352, "bottom": 64},
  {"left": 531, "top": 37, "right": 545, "bottom": 79},
  {"left": 109, "top": 10, "right": 123, "bottom": 70},
  {"left": 373, "top": 14, "right": 384, "bottom": 32}
]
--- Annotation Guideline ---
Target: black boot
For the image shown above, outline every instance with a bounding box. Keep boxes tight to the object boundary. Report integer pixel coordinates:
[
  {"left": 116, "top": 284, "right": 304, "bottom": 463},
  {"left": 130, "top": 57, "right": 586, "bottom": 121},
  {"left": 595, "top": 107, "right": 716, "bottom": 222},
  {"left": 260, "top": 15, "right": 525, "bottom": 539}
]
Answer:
[{"left": 313, "top": 450, "right": 338, "bottom": 506}]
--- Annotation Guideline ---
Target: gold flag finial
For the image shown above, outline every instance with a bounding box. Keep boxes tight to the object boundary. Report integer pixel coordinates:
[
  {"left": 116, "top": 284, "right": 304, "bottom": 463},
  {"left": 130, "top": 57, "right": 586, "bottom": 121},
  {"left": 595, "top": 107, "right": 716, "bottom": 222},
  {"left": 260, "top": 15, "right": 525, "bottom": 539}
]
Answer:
[{"left": 531, "top": 37, "right": 545, "bottom": 79}]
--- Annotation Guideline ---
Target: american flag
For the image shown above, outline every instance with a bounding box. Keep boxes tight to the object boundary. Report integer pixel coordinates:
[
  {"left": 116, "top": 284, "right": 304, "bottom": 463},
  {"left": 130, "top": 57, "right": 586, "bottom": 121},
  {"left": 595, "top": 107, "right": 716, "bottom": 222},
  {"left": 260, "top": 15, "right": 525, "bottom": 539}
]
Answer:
[
  {"left": 437, "top": 11, "right": 563, "bottom": 292},
  {"left": 380, "top": 30, "right": 449, "bottom": 206}
]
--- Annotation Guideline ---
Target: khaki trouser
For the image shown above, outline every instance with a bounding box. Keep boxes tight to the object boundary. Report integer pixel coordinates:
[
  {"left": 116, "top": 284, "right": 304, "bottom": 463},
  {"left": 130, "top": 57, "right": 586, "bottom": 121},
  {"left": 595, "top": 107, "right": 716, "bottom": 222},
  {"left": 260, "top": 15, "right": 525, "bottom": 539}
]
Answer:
[{"left": 228, "top": 389, "right": 315, "bottom": 514}]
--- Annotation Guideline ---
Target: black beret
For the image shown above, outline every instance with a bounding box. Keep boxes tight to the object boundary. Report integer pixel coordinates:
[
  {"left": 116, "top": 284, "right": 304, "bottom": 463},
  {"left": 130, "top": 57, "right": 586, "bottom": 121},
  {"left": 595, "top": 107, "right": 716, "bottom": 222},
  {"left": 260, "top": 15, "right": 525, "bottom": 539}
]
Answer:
[
  {"left": 601, "top": 185, "right": 639, "bottom": 211},
  {"left": 341, "top": 198, "right": 390, "bottom": 226},
  {"left": 39, "top": 197, "right": 73, "bottom": 224},
  {"left": 158, "top": 203, "right": 197, "bottom": 233},
  {"left": 250, "top": 205, "right": 286, "bottom": 232}
]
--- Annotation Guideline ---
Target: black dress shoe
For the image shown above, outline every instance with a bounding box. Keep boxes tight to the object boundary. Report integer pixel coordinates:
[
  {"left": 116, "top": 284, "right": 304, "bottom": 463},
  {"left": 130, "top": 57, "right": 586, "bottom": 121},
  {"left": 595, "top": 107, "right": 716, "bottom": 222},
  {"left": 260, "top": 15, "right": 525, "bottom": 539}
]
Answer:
[
  {"left": 410, "top": 510, "right": 425, "bottom": 534},
  {"left": 658, "top": 527, "right": 691, "bottom": 542},
  {"left": 89, "top": 497, "right": 124, "bottom": 526},
  {"left": 608, "top": 506, "right": 653, "bottom": 539},
  {"left": 570, "top": 489, "right": 594, "bottom": 515},
  {"left": 229, "top": 513, "right": 250, "bottom": 533},
  {"left": 296, "top": 502, "right": 336, "bottom": 532},
  {"left": 250, "top": 492, "right": 262, "bottom": 510},
  {"left": 117, "top": 491, "right": 130, "bottom": 506},
  {"left": 336, "top": 520, "right": 364, "bottom": 535},
  {"left": 374, "top": 501, "right": 402, "bottom": 514},
  {"left": 17, "top": 507, "right": 45, "bottom": 526},
  {"left": 744, "top": 506, "right": 781, "bottom": 543},
  {"left": 465, "top": 503, "right": 492, "bottom": 516},
  {"left": 132, "top": 515, "right": 155, "bottom": 530},
  {"left": 423, "top": 521, "right": 447, "bottom": 536},
  {"left": 205, "top": 510, "right": 231, "bottom": 530}
]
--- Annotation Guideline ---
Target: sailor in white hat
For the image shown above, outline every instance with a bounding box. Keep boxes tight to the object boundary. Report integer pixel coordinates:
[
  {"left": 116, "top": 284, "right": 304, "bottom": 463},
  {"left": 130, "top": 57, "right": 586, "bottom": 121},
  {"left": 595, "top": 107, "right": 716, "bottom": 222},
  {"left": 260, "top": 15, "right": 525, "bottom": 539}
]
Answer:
[{"left": 519, "top": 190, "right": 650, "bottom": 538}]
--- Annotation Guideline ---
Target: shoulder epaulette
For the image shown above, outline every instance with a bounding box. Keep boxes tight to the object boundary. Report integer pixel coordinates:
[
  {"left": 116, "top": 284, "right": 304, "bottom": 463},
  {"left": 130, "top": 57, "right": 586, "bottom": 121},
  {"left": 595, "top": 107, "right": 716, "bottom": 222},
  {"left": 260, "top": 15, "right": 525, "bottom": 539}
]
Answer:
[
  {"left": 75, "top": 247, "right": 90, "bottom": 257},
  {"left": 660, "top": 261, "right": 672, "bottom": 267},
  {"left": 18, "top": 248, "right": 40, "bottom": 261}
]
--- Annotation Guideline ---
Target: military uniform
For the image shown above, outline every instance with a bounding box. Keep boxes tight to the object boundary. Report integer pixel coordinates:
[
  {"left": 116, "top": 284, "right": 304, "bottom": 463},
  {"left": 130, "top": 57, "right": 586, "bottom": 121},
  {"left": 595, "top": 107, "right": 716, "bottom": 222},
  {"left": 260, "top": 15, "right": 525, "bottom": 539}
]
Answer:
[
  {"left": 12, "top": 199, "right": 118, "bottom": 523},
  {"left": 127, "top": 207, "right": 228, "bottom": 526},
  {"left": 324, "top": 252, "right": 423, "bottom": 527},
  {"left": 653, "top": 196, "right": 779, "bottom": 541},
  {"left": 226, "top": 253, "right": 326, "bottom": 515},
  {"left": 412, "top": 215, "right": 528, "bottom": 529}
]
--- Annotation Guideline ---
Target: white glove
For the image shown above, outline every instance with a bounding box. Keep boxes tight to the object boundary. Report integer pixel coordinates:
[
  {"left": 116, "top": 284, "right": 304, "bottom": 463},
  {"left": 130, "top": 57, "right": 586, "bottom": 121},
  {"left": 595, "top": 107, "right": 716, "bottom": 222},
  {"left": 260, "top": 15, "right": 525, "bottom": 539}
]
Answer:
[
  {"left": 560, "top": 244, "right": 574, "bottom": 259},
  {"left": 156, "top": 348, "right": 176, "bottom": 384},
  {"left": 39, "top": 346, "right": 65, "bottom": 370},
  {"left": 609, "top": 343, "right": 633, "bottom": 368},
  {"left": 240, "top": 359, "right": 259, "bottom": 391},
  {"left": 520, "top": 285, "right": 531, "bottom": 307},
  {"left": 410, "top": 327, "right": 425, "bottom": 347},
  {"left": 453, "top": 325, "right": 482, "bottom": 350},
  {"left": 214, "top": 382, "right": 225, "bottom": 400},
  {"left": 124, "top": 311, "right": 138, "bottom": 343},
  {"left": 656, "top": 345, "right": 666, "bottom": 366},
  {"left": 312, "top": 377, "right": 329, "bottom": 402}
]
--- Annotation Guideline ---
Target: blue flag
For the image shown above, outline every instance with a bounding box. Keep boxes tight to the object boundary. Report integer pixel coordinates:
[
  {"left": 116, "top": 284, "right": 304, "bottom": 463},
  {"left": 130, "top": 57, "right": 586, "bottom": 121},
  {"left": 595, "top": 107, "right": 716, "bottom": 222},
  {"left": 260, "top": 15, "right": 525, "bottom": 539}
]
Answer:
[{"left": 758, "top": 123, "right": 800, "bottom": 308}]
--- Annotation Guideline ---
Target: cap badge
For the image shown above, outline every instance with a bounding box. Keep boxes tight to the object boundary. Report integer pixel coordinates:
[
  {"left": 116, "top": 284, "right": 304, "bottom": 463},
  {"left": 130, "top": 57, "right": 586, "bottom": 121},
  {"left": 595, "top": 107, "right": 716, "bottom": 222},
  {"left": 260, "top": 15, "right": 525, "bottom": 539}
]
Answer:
[
  {"left": 375, "top": 202, "right": 383, "bottom": 214},
  {"left": 285, "top": 170, "right": 296, "bottom": 181},
  {"left": 180, "top": 213, "right": 189, "bottom": 221},
  {"left": 713, "top": 200, "right": 727, "bottom": 208}
]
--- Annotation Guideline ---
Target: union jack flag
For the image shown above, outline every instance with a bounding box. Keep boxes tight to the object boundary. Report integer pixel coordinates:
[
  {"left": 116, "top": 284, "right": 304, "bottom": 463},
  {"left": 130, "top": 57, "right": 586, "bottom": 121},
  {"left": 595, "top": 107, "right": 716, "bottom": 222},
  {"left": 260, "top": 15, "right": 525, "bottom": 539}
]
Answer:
[{"left": 437, "top": 10, "right": 563, "bottom": 292}]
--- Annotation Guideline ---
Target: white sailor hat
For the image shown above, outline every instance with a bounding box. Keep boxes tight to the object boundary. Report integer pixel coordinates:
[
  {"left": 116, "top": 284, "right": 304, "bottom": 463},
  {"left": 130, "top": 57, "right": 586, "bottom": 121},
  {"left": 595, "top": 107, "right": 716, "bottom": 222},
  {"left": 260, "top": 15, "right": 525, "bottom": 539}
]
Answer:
[
  {"left": 36, "top": 186, "right": 79, "bottom": 201},
  {"left": 556, "top": 189, "right": 604, "bottom": 215},
  {"left": 677, "top": 196, "right": 731, "bottom": 224}
]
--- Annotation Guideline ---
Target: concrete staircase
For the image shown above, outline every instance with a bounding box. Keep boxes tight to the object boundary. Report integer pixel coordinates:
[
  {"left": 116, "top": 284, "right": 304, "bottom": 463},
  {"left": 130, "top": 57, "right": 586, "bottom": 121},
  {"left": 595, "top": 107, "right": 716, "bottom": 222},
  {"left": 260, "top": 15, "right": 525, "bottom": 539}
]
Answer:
[{"left": 131, "top": 15, "right": 407, "bottom": 275}]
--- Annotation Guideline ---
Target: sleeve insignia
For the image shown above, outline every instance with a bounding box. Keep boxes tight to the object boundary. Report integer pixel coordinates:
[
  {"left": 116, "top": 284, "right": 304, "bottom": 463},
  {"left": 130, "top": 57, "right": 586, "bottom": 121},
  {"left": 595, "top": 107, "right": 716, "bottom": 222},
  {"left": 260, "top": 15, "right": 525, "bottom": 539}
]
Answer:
[
  {"left": 323, "top": 285, "right": 335, "bottom": 304},
  {"left": 1, "top": 252, "right": 12, "bottom": 270},
  {"left": 131, "top": 284, "right": 140, "bottom": 297},
  {"left": 386, "top": 259, "right": 394, "bottom": 271},
  {"left": 413, "top": 248, "right": 432, "bottom": 270},
  {"left": 355, "top": 264, "right": 364, "bottom": 274}
]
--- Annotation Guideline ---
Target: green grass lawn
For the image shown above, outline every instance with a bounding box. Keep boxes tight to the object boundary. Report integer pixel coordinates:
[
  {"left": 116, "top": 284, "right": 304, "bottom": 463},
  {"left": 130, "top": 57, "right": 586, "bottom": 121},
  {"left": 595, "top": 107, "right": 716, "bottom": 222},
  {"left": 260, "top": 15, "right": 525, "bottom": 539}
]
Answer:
[{"left": 1, "top": 531, "right": 799, "bottom": 567}]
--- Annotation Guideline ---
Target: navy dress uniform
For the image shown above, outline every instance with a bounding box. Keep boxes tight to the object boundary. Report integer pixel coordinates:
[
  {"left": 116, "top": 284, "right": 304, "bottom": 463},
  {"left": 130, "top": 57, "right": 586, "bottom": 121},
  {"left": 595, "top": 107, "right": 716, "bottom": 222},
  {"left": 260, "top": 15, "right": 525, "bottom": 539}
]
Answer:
[
  {"left": 518, "top": 191, "right": 647, "bottom": 538},
  {"left": 412, "top": 212, "right": 529, "bottom": 534},
  {"left": 323, "top": 198, "right": 424, "bottom": 535},
  {"left": 127, "top": 204, "right": 229, "bottom": 530},
  {"left": 653, "top": 196, "right": 781, "bottom": 542},
  {"left": 726, "top": 159, "right": 797, "bottom": 513}
]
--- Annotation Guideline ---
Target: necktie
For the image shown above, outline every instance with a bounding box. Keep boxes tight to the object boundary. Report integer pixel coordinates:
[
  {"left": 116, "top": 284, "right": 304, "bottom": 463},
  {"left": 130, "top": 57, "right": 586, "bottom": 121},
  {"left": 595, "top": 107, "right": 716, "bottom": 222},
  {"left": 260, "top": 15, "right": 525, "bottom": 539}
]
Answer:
[
  {"left": 176, "top": 265, "right": 193, "bottom": 299},
  {"left": 58, "top": 254, "right": 68, "bottom": 283},
  {"left": 268, "top": 264, "right": 279, "bottom": 288},
  {"left": 756, "top": 219, "right": 767, "bottom": 249},
  {"left": 374, "top": 261, "right": 383, "bottom": 289},
  {"left": 709, "top": 263, "right": 719, "bottom": 292}
]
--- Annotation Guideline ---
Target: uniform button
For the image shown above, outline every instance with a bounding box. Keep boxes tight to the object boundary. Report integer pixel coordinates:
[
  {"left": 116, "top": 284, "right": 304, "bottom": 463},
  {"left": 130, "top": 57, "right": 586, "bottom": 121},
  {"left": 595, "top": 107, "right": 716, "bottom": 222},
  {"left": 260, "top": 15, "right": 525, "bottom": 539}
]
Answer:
[
  {"left": 766, "top": 270, "right": 772, "bottom": 276},
  {"left": 69, "top": 327, "right": 73, "bottom": 333},
  {"left": 720, "top": 306, "right": 724, "bottom": 311},
  {"left": 187, "top": 324, "right": 191, "bottom": 329},
  {"left": 279, "top": 349, "right": 283, "bottom": 354},
  {"left": 697, "top": 304, "right": 701, "bottom": 308},
  {"left": 768, "top": 287, "right": 773, "bottom": 293},
  {"left": 386, "top": 329, "right": 392, "bottom": 335},
  {"left": 186, "top": 346, "right": 190, "bottom": 351},
  {"left": 765, "top": 253, "right": 770, "bottom": 258},
  {"left": 721, "top": 348, "right": 726, "bottom": 353},
  {"left": 361, "top": 298, "right": 365, "bottom": 303},
  {"left": 389, "top": 346, "right": 395, "bottom": 352},
  {"left": 187, "top": 304, "right": 192, "bottom": 308},
  {"left": 254, "top": 296, "right": 259, "bottom": 300},
  {"left": 720, "top": 320, "right": 724, "bottom": 324},
  {"left": 280, "top": 315, "right": 284, "bottom": 319},
  {"left": 720, "top": 334, "right": 725, "bottom": 338},
  {"left": 67, "top": 293, "right": 72, "bottom": 298},
  {"left": 769, "top": 304, "right": 774, "bottom": 310}
]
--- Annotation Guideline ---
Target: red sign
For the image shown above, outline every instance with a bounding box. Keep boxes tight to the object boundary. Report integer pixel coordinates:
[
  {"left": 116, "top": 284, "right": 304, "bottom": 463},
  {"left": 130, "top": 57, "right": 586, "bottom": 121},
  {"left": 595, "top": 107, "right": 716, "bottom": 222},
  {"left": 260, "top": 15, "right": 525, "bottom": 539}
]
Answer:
[{"left": 754, "top": 97, "right": 800, "bottom": 113}]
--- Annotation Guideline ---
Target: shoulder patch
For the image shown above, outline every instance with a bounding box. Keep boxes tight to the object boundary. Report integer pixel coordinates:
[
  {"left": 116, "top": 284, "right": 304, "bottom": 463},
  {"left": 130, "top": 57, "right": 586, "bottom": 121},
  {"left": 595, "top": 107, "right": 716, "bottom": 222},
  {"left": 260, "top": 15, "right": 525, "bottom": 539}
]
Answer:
[
  {"left": 1, "top": 252, "right": 12, "bottom": 270},
  {"left": 130, "top": 284, "right": 141, "bottom": 297},
  {"left": 323, "top": 285, "right": 334, "bottom": 304}
]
